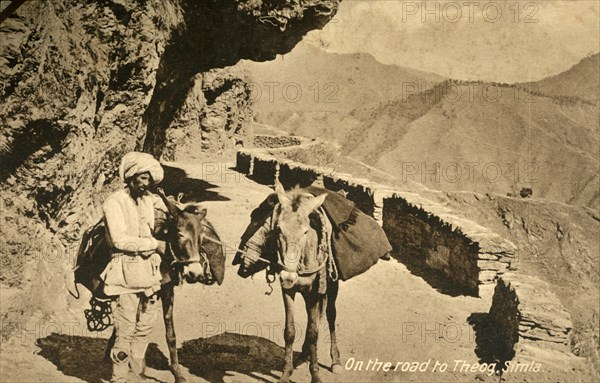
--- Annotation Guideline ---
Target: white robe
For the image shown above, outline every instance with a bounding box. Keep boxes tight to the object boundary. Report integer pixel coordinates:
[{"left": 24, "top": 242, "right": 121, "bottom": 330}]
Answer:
[{"left": 100, "top": 188, "right": 166, "bottom": 296}]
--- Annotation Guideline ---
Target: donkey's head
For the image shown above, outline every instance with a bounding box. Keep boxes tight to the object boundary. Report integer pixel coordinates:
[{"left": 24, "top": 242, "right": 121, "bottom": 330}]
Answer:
[
  {"left": 274, "top": 180, "right": 326, "bottom": 289},
  {"left": 157, "top": 189, "right": 211, "bottom": 284}
]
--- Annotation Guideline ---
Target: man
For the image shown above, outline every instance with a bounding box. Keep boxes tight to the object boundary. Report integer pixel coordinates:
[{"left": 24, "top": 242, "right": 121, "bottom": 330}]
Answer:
[{"left": 100, "top": 151, "right": 167, "bottom": 383}]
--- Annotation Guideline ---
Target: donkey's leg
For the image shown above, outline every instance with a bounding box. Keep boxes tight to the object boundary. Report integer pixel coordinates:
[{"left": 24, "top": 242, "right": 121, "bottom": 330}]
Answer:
[
  {"left": 161, "top": 285, "right": 186, "bottom": 383},
  {"left": 299, "top": 273, "right": 326, "bottom": 363},
  {"left": 298, "top": 295, "right": 324, "bottom": 366},
  {"left": 305, "top": 292, "right": 322, "bottom": 383},
  {"left": 279, "top": 289, "right": 296, "bottom": 383},
  {"left": 326, "top": 280, "right": 342, "bottom": 373}
]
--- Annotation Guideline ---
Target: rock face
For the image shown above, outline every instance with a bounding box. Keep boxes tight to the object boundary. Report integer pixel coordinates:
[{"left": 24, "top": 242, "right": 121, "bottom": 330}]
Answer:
[
  {"left": 0, "top": 0, "right": 339, "bottom": 328},
  {"left": 162, "top": 68, "right": 254, "bottom": 160}
]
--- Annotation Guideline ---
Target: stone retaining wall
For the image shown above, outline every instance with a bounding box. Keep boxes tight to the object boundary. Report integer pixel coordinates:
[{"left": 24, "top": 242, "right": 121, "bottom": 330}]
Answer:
[
  {"left": 384, "top": 190, "right": 518, "bottom": 287},
  {"left": 278, "top": 161, "right": 320, "bottom": 189},
  {"left": 253, "top": 134, "right": 303, "bottom": 148},
  {"left": 236, "top": 150, "right": 252, "bottom": 174},
  {"left": 383, "top": 197, "right": 480, "bottom": 294},
  {"left": 236, "top": 148, "right": 518, "bottom": 294},
  {"left": 249, "top": 152, "right": 277, "bottom": 185},
  {"left": 489, "top": 273, "right": 573, "bottom": 355}
]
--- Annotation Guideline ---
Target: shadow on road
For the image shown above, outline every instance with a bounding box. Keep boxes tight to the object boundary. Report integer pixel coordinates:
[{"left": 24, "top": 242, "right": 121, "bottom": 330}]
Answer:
[
  {"left": 467, "top": 312, "right": 514, "bottom": 373},
  {"left": 35, "top": 334, "right": 168, "bottom": 382},
  {"left": 179, "top": 332, "right": 284, "bottom": 383},
  {"left": 158, "top": 164, "right": 230, "bottom": 203},
  {"left": 36, "top": 332, "right": 292, "bottom": 383}
]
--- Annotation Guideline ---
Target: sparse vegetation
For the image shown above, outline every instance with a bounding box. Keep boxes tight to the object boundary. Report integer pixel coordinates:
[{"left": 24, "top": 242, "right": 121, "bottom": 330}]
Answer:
[{"left": 245, "top": 49, "right": 600, "bottom": 376}]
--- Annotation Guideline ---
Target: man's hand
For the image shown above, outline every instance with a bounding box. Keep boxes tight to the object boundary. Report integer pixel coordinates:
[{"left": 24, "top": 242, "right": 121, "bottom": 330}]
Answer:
[
  {"left": 242, "top": 251, "right": 259, "bottom": 269},
  {"left": 156, "top": 240, "right": 167, "bottom": 256}
]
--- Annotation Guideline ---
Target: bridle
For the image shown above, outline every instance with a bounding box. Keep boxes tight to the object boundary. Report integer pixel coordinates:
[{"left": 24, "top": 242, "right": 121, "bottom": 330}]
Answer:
[
  {"left": 241, "top": 203, "right": 338, "bottom": 295},
  {"left": 166, "top": 220, "right": 223, "bottom": 285},
  {"left": 271, "top": 204, "right": 335, "bottom": 278},
  {"left": 273, "top": 227, "right": 328, "bottom": 276}
]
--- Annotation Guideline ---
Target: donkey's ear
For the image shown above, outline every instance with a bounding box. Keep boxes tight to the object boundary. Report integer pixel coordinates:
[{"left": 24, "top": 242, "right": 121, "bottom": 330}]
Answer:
[
  {"left": 303, "top": 193, "right": 327, "bottom": 213},
  {"left": 157, "top": 188, "right": 181, "bottom": 218},
  {"left": 275, "top": 179, "right": 291, "bottom": 206},
  {"left": 184, "top": 204, "right": 207, "bottom": 218}
]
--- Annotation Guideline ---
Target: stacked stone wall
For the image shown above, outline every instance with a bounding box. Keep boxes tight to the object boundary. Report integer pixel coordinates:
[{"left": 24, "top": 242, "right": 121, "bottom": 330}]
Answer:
[{"left": 236, "top": 148, "right": 518, "bottom": 293}]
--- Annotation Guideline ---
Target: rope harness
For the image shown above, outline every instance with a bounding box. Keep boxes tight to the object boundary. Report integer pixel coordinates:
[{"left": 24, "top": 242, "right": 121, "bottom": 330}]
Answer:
[
  {"left": 320, "top": 206, "right": 339, "bottom": 282},
  {"left": 84, "top": 297, "right": 112, "bottom": 332}
]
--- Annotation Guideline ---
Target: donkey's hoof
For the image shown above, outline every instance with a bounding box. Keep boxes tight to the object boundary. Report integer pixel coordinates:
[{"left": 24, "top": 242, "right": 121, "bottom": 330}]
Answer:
[
  {"left": 332, "top": 363, "right": 343, "bottom": 374},
  {"left": 175, "top": 376, "right": 187, "bottom": 383}
]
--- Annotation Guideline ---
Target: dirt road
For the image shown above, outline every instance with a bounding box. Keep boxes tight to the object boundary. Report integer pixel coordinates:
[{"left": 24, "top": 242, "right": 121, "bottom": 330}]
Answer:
[{"left": 0, "top": 159, "right": 590, "bottom": 383}]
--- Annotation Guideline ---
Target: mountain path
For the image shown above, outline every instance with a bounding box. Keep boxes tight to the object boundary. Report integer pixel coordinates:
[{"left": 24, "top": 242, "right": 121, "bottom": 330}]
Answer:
[{"left": 0, "top": 159, "right": 588, "bottom": 383}]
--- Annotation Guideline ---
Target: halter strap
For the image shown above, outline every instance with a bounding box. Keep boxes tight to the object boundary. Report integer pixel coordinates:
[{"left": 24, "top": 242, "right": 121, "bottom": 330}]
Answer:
[
  {"left": 274, "top": 205, "right": 333, "bottom": 277},
  {"left": 201, "top": 234, "right": 223, "bottom": 246}
]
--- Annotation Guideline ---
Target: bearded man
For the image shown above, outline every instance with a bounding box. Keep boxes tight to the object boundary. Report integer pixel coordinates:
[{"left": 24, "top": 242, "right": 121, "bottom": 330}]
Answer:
[{"left": 100, "top": 151, "right": 167, "bottom": 383}]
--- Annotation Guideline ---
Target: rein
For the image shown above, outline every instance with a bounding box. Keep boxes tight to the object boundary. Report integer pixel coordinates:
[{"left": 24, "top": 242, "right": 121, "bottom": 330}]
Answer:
[{"left": 200, "top": 229, "right": 224, "bottom": 247}]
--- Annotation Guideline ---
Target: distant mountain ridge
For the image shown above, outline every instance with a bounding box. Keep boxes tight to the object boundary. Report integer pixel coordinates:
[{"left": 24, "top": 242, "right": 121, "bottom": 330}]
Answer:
[
  {"left": 242, "top": 48, "right": 599, "bottom": 209},
  {"left": 239, "top": 43, "right": 445, "bottom": 116},
  {"left": 529, "top": 53, "right": 599, "bottom": 103},
  {"left": 369, "top": 81, "right": 599, "bottom": 208}
]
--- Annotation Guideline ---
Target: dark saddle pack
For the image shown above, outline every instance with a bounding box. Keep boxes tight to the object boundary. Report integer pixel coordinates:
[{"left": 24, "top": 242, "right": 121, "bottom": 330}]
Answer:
[{"left": 74, "top": 219, "right": 112, "bottom": 300}]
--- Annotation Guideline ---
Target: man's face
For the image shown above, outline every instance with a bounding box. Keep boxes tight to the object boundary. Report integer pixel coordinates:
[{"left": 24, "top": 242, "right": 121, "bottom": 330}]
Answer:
[{"left": 128, "top": 172, "right": 152, "bottom": 197}]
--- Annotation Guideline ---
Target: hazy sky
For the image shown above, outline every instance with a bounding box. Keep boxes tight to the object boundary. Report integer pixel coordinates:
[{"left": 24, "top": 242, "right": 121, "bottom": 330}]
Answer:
[{"left": 302, "top": 0, "right": 600, "bottom": 82}]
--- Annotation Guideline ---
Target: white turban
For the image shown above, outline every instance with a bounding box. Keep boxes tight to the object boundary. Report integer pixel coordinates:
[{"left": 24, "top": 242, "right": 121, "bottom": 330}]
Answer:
[{"left": 119, "top": 151, "right": 164, "bottom": 184}]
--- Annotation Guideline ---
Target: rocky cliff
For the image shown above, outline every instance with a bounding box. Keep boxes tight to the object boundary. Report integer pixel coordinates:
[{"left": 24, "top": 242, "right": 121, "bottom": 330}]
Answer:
[{"left": 0, "top": 0, "right": 339, "bottom": 330}]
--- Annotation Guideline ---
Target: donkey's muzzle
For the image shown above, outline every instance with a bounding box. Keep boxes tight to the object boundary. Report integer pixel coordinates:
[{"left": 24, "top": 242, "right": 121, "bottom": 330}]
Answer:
[
  {"left": 280, "top": 270, "right": 298, "bottom": 289},
  {"left": 183, "top": 263, "right": 205, "bottom": 283}
]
